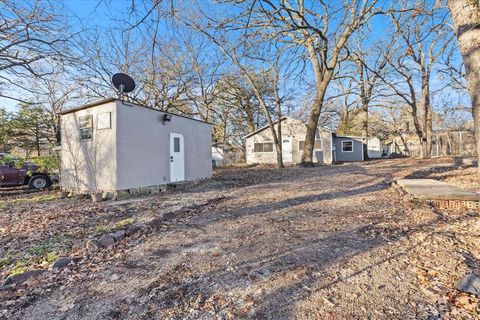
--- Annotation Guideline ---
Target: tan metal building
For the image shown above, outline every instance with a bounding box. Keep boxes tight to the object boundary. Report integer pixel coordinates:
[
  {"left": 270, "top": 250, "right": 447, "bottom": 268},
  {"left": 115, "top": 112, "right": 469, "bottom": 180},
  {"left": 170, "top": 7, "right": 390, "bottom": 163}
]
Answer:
[{"left": 59, "top": 98, "right": 212, "bottom": 195}]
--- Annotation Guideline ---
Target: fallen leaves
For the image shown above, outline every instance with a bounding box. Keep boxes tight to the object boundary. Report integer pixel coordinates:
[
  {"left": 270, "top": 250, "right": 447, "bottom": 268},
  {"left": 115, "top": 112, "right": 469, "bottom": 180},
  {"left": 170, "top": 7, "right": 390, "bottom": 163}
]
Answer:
[{"left": 1, "top": 158, "right": 480, "bottom": 319}]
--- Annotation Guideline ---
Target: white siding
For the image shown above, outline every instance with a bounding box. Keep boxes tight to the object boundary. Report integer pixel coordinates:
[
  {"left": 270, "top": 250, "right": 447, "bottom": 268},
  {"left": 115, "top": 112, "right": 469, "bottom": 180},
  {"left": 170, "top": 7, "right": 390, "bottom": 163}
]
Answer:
[
  {"left": 115, "top": 102, "right": 212, "bottom": 189},
  {"left": 245, "top": 118, "right": 333, "bottom": 165},
  {"left": 60, "top": 102, "right": 117, "bottom": 192},
  {"left": 60, "top": 100, "right": 212, "bottom": 192}
]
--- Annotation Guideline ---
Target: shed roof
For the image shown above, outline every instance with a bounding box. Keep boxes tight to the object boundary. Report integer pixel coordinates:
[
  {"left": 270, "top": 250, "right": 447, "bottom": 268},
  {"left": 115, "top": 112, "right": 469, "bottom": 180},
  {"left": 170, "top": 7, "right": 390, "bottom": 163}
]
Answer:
[
  {"left": 334, "top": 134, "right": 365, "bottom": 140},
  {"left": 243, "top": 116, "right": 333, "bottom": 139},
  {"left": 58, "top": 98, "right": 211, "bottom": 125}
]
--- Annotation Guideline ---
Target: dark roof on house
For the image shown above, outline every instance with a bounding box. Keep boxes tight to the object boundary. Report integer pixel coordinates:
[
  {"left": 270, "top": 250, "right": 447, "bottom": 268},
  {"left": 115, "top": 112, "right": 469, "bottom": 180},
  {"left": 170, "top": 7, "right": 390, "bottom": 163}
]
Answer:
[
  {"left": 333, "top": 134, "right": 365, "bottom": 139},
  {"left": 58, "top": 98, "right": 212, "bottom": 125},
  {"left": 58, "top": 98, "right": 117, "bottom": 115},
  {"left": 243, "top": 116, "right": 334, "bottom": 139}
]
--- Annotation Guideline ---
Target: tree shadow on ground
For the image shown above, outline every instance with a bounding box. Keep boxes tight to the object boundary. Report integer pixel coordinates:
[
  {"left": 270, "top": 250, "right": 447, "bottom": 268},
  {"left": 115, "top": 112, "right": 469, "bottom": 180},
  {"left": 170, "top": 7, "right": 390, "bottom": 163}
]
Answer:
[
  {"left": 128, "top": 208, "right": 480, "bottom": 319},
  {"left": 15, "top": 158, "right": 475, "bottom": 319},
  {"left": 403, "top": 163, "right": 462, "bottom": 180},
  {"left": 194, "top": 163, "right": 371, "bottom": 192}
]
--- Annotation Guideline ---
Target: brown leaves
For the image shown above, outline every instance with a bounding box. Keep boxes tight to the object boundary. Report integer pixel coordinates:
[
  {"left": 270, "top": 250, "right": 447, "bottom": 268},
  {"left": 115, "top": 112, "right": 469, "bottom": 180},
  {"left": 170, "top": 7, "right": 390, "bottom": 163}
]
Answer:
[
  {"left": 201, "top": 293, "right": 227, "bottom": 311},
  {"left": 449, "top": 291, "right": 479, "bottom": 312}
]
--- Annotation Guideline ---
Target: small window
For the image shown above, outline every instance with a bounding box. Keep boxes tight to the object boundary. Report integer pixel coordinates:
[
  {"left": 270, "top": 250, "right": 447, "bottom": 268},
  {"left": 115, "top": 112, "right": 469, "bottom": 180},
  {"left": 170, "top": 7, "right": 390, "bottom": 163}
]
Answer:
[
  {"left": 299, "top": 140, "right": 322, "bottom": 151},
  {"left": 263, "top": 143, "right": 273, "bottom": 152},
  {"left": 253, "top": 142, "right": 273, "bottom": 153},
  {"left": 79, "top": 115, "right": 93, "bottom": 141},
  {"left": 342, "top": 140, "right": 353, "bottom": 152},
  {"left": 174, "top": 137, "right": 180, "bottom": 152}
]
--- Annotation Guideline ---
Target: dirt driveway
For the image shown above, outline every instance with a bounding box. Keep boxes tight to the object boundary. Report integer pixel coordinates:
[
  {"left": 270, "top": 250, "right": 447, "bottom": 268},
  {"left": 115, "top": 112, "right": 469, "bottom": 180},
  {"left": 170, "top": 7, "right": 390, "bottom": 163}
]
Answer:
[{"left": 2, "top": 158, "right": 480, "bottom": 319}]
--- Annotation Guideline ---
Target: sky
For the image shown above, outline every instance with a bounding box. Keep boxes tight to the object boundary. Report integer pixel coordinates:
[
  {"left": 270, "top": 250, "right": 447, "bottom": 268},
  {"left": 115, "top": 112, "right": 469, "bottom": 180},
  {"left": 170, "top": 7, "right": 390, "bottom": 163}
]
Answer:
[
  {"left": 0, "top": 0, "right": 127, "bottom": 111},
  {"left": 0, "top": 0, "right": 471, "bottom": 126}
]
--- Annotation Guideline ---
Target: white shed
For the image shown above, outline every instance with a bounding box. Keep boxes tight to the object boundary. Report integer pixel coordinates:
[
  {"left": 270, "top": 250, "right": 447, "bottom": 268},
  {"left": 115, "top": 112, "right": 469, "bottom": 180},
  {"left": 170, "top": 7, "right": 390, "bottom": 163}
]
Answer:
[
  {"left": 243, "top": 117, "right": 334, "bottom": 165},
  {"left": 59, "top": 98, "right": 212, "bottom": 197}
]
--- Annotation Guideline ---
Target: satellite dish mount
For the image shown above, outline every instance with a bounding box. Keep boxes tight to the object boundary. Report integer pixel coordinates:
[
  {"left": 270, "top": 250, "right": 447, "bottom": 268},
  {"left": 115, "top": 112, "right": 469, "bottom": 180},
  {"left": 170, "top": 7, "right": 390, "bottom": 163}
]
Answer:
[{"left": 112, "top": 73, "right": 136, "bottom": 98}]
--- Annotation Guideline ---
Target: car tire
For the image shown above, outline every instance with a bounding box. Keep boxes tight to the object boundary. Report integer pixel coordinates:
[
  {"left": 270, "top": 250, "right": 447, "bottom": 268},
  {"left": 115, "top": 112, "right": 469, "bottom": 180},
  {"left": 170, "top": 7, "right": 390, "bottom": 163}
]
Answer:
[{"left": 28, "top": 175, "right": 52, "bottom": 190}]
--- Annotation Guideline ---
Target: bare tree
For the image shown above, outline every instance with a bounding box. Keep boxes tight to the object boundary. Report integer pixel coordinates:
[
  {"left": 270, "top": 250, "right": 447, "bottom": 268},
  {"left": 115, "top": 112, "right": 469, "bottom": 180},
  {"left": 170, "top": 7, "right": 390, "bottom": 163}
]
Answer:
[
  {"left": 375, "top": 3, "right": 452, "bottom": 158},
  {"left": 256, "top": 0, "right": 388, "bottom": 165},
  {"left": 172, "top": 5, "right": 287, "bottom": 168},
  {"left": 0, "top": 1, "right": 74, "bottom": 103},
  {"left": 447, "top": 0, "right": 480, "bottom": 172},
  {"left": 347, "top": 36, "right": 393, "bottom": 159}
]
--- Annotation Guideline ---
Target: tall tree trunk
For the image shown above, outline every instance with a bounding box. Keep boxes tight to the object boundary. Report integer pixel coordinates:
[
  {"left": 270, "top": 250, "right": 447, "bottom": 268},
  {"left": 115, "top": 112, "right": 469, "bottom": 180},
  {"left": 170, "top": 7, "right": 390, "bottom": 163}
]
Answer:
[
  {"left": 412, "top": 109, "right": 425, "bottom": 159},
  {"left": 447, "top": 0, "right": 480, "bottom": 172},
  {"left": 421, "top": 68, "right": 432, "bottom": 158},
  {"left": 301, "top": 87, "right": 327, "bottom": 166},
  {"left": 361, "top": 103, "right": 369, "bottom": 160},
  {"left": 54, "top": 115, "right": 61, "bottom": 146},
  {"left": 426, "top": 105, "right": 433, "bottom": 157},
  {"left": 245, "top": 107, "right": 256, "bottom": 133},
  {"left": 301, "top": 39, "right": 330, "bottom": 166},
  {"left": 357, "top": 62, "right": 369, "bottom": 160},
  {"left": 273, "top": 69, "right": 283, "bottom": 165}
]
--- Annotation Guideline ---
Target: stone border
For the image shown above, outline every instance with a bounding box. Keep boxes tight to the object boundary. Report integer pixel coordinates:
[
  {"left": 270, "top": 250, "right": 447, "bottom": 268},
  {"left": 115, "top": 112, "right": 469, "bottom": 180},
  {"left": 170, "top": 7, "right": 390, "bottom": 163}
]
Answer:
[
  {"left": 429, "top": 199, "right": 480, "bottom": 210},
  {"left": 112, "top": 184, "right": 168, "bottom": 201},
  {"left": 391, "top": 181, "right": 480, "bottom": 209},
  {"left": 111, "top": 178, "right": 209, "bottom": 200}
]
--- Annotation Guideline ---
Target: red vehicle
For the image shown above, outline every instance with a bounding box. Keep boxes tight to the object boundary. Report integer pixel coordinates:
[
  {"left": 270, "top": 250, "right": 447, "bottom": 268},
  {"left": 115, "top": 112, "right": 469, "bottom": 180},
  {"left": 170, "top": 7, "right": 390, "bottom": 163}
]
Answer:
[{"left": 0, "top": 153, "right": 52, "bottom": 190}]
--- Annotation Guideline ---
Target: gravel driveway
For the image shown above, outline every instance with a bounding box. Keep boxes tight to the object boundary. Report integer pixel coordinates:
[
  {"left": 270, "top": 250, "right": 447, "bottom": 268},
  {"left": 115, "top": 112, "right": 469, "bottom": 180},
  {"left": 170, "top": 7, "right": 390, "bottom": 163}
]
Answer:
[{"left": 4, "top": 158, "right": 480, "bottom": 319}]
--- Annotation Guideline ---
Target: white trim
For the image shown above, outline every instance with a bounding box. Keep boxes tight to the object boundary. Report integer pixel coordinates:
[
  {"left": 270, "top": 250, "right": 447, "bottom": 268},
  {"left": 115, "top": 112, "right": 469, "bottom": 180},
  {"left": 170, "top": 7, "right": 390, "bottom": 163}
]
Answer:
[
  {"left": 253, "top": 141, "right": 274, "bottom": 153},
  {"left": 341, "top": 140, "right": 354, "bottom": 153},
  {"left": 330, "top": 133, "right": 334, "bottom": 163},
  {"left": 170, "top": 133, "right": 185, "bottom": 182}
]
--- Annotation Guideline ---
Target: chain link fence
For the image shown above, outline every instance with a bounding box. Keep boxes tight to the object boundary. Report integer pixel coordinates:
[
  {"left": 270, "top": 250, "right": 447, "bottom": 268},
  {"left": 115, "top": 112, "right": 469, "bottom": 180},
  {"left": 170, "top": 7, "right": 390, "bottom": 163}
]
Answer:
[{"left": 391, "top": 130, "right": 477, "bottom": 158}]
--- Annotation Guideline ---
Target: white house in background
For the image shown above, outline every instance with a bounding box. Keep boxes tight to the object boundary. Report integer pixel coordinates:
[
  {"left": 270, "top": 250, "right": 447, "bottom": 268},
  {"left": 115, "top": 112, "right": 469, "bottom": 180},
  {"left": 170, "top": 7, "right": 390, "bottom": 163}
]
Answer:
[
  {"left": 244, "top": 117, "right": 334, "bottom": 165},
  {"left": 244, "top": 117, "right": 370, "bottom": 164},
  {"left": 59, "top": 98, "right": 212, "bottom": 197}
]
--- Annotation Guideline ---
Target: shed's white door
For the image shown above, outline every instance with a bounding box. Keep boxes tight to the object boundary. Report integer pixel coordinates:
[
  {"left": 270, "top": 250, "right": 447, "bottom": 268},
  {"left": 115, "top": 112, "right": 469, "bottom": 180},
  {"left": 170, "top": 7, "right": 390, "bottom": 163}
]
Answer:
[
  {"left": 170, "top": 133, "right": 185, "bottom": 182},
  {"left": 282, "top": 139, "right": 292, "bottom": 162}
]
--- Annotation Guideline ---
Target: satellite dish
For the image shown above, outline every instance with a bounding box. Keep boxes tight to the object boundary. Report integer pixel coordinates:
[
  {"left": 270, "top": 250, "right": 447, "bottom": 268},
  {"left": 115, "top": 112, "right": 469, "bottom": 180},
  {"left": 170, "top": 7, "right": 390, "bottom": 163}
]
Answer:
[{"left": 112, "top": 73, "right": 136, "bottom": 95}]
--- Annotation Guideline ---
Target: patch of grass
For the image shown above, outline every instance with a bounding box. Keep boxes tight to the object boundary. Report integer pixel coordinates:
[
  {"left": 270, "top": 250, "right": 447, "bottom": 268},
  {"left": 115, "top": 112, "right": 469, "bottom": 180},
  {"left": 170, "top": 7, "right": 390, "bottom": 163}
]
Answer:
[
  {"left": 96, "top": 217, "right": 135, "bottom": 234},
  {"left": 27, "top": 235, "right": 72, "bottom": 257},
  {"left": 1, "top": 236, "right": 71, "bottom": 276},
  {"left": 0, "top": 250, "right": 18, "bottom": 269},
  {"left": 42, "top": 252, "right": 59, "bottom": 264},
  {"left": 10, "top": 261, "right": 26, "bottom": 276},
  {"left": 0, "top": 194, "right": 57, "bottom": 209},
  {"left": 0, "top": 256, "right": 13, "bottom": 269}
]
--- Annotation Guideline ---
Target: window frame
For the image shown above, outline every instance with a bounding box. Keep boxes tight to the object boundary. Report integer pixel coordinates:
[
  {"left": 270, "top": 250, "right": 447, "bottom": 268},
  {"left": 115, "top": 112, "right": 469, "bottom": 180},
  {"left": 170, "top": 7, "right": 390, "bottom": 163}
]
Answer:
[
  {"left": 79, "top": 115, "right": 93, "bottom": 141},
  {"left": 174, "top": 137, "right": 180, "bottom": 153},
  {"left": 341, "top": 140, "right": 354, "bottom": 153},
  {"left": 253, "top": 142, "right": 274, "bottom": 153}
]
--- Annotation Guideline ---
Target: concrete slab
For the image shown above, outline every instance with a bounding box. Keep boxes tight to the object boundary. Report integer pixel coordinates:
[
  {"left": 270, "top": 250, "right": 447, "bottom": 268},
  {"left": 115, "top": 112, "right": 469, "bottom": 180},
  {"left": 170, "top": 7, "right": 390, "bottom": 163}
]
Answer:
[{"left": 395, "top": 179, "right": 480, "bottom": 201}]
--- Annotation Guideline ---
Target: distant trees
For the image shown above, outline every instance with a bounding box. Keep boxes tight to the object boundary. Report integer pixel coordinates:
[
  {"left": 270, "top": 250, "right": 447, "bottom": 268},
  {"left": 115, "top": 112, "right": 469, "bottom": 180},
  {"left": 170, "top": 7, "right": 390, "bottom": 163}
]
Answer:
[
  {"left": 169, "top": 1, "right": 292, "bottom": 168},
  {"left": 9, "top": 104, "right": 53, "bottom": 156},
  {"left": 0, "top": 1, "right": 76, "bottom": 156},
  {"left": 0, "top": 1, "right": 73, "bottom": 103},
  {"left": 0, "top": 0, "right": 476, "bottom": 167},
  {"left": 254, "top": 0, "right": 387, "bottom": 166},
  {"left": 380, "top": 3, "right": 452, "bottom": 159},
  {"left": 0, "top": 108, "right": 12, "bottom": 152},
  {"left": 212, "top": 73, "right": 275, "bottom": 145}
]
